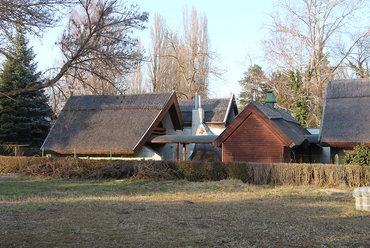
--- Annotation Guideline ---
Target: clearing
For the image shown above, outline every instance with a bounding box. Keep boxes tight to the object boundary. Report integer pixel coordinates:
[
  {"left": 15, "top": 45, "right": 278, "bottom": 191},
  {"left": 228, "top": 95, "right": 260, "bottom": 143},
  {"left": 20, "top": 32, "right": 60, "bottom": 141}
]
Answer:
[{"left": 0, "top": 175, "right": 369, "bottom": 247}]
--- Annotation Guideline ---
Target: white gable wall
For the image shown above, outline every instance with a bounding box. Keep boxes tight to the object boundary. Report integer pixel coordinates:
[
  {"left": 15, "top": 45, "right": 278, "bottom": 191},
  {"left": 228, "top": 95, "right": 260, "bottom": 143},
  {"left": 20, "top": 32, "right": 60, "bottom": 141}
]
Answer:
[{"left": 153, "top": 112, "right": 193, "bottom": 160}]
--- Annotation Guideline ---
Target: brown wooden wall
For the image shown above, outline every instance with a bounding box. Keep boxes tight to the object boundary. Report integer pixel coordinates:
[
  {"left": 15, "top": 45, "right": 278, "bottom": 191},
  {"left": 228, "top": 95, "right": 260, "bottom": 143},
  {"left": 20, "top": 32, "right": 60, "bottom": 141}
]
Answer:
[{"left": 222, "top": 113, "right": 289, "bottom": 163}]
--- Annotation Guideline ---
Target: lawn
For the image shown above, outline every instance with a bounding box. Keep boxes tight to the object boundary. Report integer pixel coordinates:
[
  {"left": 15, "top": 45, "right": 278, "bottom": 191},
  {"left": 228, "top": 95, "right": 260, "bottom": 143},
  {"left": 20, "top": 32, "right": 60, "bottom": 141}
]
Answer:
[{"left": 0, "top": 174, "right": 370, "bottom": 247}]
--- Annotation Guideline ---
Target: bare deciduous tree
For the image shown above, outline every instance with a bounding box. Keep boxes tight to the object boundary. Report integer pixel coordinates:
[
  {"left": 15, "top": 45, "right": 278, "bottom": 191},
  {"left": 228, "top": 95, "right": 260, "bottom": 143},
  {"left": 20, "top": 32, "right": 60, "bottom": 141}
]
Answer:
[
  {"left": 147, "top": 13, "right": 173, "bottom": 93},
  {"left": 0, "top": 0, "right": 148, "bottom": 99},
  {"left": 126, "top": 38, "right": 150, "bottom": 94},
  {"left": 147, "top": 7, "right": 225, "bottom": 100},
  {"left": 343, "top": 37, "right": 370, "bottom": 78},
  {"left": 0, "top": 0, "right": 73, "bottom": 36},
  {"left": 262, "top": 0, "right": 370, "bottom": 127}
]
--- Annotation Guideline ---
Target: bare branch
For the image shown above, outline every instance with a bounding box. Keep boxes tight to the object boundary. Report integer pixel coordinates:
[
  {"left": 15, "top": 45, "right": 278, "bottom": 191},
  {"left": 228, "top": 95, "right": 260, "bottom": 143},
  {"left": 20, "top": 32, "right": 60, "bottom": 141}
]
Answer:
[{"left": 0, "top": 0, "right": 148, "bottom": 99}]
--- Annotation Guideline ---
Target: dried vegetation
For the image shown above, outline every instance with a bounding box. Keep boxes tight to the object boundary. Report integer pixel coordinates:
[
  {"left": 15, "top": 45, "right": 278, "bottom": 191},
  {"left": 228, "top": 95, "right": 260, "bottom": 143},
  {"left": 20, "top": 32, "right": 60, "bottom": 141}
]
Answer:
[
  {"left": 1, "top": 157, "right": 370, "bottom": 187},
  {"left": 0, "top": 176, "right": 370, "bottom": 247}
]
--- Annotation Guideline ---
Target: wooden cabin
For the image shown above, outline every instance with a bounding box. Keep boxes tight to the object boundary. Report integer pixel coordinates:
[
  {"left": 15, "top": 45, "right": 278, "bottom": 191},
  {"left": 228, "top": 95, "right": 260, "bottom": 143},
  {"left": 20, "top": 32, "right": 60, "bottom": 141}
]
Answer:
[{"left": 213, "top": 91, "right": 309, "bottom": 163}]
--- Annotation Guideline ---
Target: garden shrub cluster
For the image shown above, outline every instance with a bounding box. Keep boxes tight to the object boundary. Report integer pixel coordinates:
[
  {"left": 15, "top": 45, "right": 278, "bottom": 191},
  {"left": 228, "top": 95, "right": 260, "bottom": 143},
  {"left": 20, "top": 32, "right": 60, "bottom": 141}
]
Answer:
[
  {"left": 344, "top": 144, "right": 370, "bottom": 166},
  {"left": 1, "top": 156, "right": 370, "bottom": 186}
]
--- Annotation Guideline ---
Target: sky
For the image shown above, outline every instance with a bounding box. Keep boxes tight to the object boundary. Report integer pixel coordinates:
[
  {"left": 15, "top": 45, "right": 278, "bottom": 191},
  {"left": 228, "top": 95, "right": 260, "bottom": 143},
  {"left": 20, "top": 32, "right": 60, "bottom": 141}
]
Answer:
[{"left": 31, "top": 0, "right": 275, "bottom": 99}]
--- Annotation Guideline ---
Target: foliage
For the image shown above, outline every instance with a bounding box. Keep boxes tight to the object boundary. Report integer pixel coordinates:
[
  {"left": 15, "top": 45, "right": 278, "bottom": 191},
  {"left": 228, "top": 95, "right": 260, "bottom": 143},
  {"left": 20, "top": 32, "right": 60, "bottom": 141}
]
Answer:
[
  {"left": 238, "top": 64, "right": 319, "bottom": 127},
  {"left": 238, "top": 64, "right": 268, "bottom": 109},
  {"left": 344, "top": 144, "right": 370, "bottom": 166},
  {"left": 175, "top": 161, "right": 227, "bottom": 181},
  {"left": 225, "top": 162, "right": 249, "bottom": 182},
  {"left": 0, "top": 28, "right": 51, "bottom": 147},
  {"left": 262, "top": 0, "right": 370, "bottom": 127},
  {"left": 288, "top": 70, "right": 310, "bottom": 128}
]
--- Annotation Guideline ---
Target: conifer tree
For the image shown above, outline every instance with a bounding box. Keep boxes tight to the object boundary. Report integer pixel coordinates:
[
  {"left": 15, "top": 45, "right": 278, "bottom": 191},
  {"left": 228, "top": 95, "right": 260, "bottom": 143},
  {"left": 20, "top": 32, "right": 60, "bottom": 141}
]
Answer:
[
  {"left": 0, "top": 27, "right": 51, "bottom": 147},
  {"left": 238, "top": 64, "right": 268, "bottom": 109}
]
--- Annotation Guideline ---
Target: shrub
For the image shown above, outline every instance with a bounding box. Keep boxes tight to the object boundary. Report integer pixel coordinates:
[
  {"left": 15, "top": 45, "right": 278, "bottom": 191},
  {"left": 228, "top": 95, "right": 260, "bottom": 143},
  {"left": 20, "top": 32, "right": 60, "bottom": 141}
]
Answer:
[
  {"left": 344, "top": 144, "right": 370, "bottom": 166},
  {"left": 1, "top": 156, "right": 370, "bottom": 186},
  {"left": 175, "top": 161, "right": 227, "bottom": 181},
  {"left": 225, "top": 162, "right": 249, "bottom": 182}
]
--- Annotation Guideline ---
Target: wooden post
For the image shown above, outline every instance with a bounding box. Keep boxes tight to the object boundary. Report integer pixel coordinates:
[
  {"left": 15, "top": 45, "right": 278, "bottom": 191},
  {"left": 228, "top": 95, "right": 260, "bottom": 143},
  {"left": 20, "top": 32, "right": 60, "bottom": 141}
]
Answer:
[
  {"left": 176, "top": 143, "right": 179, "bottom": 161},
  {"left": 183, "top": 144, "right": 186, "bottom": 161},
  {"left": 14, "top": 146, "right": 17, "bottom": 156},
  {"left": 74, "top": 148, "right": 76, "bottom": 159},
  {"left": 42, "top": 147, "right": 44, "bottom": 158}
]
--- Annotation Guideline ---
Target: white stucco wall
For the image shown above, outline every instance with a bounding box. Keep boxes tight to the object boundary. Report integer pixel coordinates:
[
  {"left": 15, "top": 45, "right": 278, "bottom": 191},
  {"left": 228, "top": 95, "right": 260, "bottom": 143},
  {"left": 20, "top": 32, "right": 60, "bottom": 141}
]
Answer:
[{"left": 154, "top": 112, "right": 193, "bottom": 161}]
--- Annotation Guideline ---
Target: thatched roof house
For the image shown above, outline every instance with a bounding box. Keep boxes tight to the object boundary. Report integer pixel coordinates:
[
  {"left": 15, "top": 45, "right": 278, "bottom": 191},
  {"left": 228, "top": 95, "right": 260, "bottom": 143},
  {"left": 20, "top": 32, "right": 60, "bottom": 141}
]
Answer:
[
  {"left": 213, "top": 93, "right": 309, "bottom": 163},
  {"left": 320, "top": 79, "right": 370, "bottom": 148},
  {"left": 42, "top": 92, "right": 183, "bottom": 156}
]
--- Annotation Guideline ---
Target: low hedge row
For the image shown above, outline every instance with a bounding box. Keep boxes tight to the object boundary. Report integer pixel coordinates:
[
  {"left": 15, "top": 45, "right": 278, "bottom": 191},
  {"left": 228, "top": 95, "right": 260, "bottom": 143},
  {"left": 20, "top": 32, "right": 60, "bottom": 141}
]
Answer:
[{"left": 1, "top": 156, "right": 369, "bottom": 186}]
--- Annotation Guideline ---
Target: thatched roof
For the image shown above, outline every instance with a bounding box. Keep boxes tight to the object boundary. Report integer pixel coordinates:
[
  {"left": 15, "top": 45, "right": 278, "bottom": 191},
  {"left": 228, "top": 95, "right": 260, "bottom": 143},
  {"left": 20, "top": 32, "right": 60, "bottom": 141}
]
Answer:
[
  {"left": 320, "top": 79, "right": 370, "bottom": 147},
  {"left": 42, "top": 92, "right": 183, "bottom": 155},
  {"left": 190, "top": 144, "right": 222, "bottom": 162},
  {"left": 179, "top": 96, "right": 238, "bottom": 126},
  {"left": 214, "top": 102, "right": 309, "bottom": 148},
  {"left": 254, "top": 103, "right": 310, "bottom": 147}
]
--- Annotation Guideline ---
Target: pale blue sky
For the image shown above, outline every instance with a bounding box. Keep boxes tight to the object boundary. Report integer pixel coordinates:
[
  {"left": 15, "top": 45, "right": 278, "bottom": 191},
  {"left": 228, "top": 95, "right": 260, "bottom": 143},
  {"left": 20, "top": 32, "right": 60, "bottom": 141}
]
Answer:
[{"left": 31, "top": 0, "right": 275, "bottom": 98}]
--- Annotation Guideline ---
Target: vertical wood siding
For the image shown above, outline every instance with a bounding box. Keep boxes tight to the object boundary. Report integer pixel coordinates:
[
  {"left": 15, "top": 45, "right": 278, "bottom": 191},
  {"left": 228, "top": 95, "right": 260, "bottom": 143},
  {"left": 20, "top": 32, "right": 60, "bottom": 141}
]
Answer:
[{"left": 222, "top": 113, "right": 286, "bottom": 163}]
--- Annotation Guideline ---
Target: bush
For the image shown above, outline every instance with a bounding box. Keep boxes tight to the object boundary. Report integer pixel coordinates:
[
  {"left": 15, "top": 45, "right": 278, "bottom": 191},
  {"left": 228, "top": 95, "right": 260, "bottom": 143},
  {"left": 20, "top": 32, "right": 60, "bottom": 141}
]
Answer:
[
  {"left": 175, "top": 161, "right": 227, "bottom": 181},
  {"left": 344, "top": 144, "right": 370, "bottom": 166},
  {"left": 1, "top": 156, "right": 370, "bottom": 186},
  {"left": 225, "top": 162, "right": 249, "bottom": 182}
]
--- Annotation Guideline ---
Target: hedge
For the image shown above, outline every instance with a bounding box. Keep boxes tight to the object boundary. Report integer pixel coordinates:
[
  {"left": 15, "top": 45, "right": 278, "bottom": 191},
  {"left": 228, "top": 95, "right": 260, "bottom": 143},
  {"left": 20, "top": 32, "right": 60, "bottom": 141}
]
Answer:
[{"left": 1, "top": 156, "right": 369, "bottom": 186}]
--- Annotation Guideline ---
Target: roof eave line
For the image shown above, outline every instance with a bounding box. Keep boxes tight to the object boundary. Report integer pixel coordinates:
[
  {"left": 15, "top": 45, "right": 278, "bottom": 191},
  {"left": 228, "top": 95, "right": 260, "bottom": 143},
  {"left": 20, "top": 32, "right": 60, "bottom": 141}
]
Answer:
[
  {"left": 132, "top": 91, "right": 175, "bottom": 152},
  {"left": 223, "top": 93, "right": 234, "bottom": 124}
]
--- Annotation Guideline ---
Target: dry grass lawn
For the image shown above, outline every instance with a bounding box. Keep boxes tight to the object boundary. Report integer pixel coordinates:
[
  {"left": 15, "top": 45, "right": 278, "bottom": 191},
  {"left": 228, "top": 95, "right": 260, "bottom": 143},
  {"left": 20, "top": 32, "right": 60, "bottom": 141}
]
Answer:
[{"left": 1, "top": 174, "right": 370, "bottom": 247}]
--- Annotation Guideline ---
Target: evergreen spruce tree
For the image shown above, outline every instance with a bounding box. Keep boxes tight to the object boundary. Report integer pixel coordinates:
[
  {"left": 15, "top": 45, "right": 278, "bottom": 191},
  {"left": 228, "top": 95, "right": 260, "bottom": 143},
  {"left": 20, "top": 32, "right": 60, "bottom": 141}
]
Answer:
[{"left": 0, "top": 27, "right": 51, "bottom": 147}]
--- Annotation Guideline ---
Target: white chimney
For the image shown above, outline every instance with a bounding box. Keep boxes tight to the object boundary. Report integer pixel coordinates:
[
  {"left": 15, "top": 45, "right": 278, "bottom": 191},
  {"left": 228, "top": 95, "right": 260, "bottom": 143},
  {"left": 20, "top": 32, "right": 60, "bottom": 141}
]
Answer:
[
  {"left": 195, "top": 92, "right": 198, "bottom": 109},
  {"left": 192, "top": 93, "right": 204, "bottom": 135}
]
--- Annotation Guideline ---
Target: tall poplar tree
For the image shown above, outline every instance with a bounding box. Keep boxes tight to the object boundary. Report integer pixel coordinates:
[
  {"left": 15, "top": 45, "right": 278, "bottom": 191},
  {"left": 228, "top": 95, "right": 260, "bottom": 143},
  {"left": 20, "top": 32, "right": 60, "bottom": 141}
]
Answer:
[{"left": 0, "top": 28, "right": 51, "bottom": 147}]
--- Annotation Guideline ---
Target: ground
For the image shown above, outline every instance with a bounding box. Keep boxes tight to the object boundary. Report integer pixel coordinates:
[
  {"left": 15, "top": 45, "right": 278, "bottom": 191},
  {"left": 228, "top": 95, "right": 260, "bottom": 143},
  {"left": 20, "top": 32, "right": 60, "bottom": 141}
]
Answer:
[{"left": 0, "top": 174, "right": 370, "bottom": 247}]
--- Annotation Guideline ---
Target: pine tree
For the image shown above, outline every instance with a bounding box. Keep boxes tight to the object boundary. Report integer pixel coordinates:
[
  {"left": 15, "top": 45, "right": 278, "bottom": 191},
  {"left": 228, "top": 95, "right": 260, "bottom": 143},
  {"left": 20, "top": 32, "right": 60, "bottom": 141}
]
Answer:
[
  {"left": 238, "top": 64, "right": 269, "bottom": 109},
  {"left": 0, "top": 27, "right": 51, "bottom": 147}
]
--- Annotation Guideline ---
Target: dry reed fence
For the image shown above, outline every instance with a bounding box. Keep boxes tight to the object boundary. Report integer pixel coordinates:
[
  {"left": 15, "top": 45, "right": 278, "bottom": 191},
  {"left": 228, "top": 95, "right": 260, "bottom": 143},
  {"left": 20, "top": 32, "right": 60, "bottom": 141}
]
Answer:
[{"left": 0, "top": 156, "right": 369, "bottom": 186}]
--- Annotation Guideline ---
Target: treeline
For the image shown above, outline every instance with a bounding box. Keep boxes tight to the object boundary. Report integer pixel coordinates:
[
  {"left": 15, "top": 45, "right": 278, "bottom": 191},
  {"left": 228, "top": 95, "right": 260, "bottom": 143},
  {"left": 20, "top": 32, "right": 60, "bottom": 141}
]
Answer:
[
  {"left": 239, "top": 0, "right": 370, "bottom": 128},
  {"left": 1, "top": 157, "right": 369, "bottom": 187}
]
